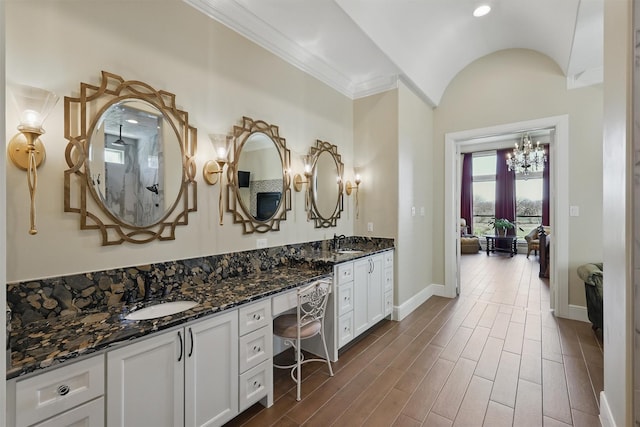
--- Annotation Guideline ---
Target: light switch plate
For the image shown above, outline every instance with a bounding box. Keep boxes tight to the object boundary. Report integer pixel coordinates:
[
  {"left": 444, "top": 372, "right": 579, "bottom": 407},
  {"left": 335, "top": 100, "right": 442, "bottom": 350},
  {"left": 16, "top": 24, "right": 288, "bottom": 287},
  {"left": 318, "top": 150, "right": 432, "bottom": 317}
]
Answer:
[
  {"left": 569, "top": 206, "right": 580, "bottom": 217},
  {"left": 367, "top": 222, "right": 374, "bottom": 232},
  {"left": 411, "top": 206, "right": 416, "bottom": 217}
]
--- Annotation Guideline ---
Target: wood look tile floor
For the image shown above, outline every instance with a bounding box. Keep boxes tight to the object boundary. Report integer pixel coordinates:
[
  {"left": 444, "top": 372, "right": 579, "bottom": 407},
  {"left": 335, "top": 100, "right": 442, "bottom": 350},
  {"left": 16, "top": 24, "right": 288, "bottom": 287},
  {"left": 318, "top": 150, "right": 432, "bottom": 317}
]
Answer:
[{"left": 225, "top": 253, "right": 604, "bottom": 427}]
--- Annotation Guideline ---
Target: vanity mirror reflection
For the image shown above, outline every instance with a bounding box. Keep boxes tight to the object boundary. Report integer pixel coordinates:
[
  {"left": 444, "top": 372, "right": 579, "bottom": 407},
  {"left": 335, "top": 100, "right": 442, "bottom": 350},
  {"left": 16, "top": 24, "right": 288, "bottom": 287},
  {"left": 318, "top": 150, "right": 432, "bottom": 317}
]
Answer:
[
  {"left": 226, "top": 117, "right": 291, "bottom": 234},
  {"left": 308, "top": 140, "right": 344, "bottom": 228},
  {"left": 64, "top": 71, "right": 197, "bottom": 245}
]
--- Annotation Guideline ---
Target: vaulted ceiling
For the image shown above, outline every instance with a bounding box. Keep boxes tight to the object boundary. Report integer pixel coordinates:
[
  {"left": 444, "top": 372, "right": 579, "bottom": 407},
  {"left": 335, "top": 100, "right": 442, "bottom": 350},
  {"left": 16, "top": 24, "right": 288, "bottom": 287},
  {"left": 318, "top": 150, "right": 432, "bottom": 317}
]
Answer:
[{"left": 185, "top": 0, "right": 603, "bottom": 106}]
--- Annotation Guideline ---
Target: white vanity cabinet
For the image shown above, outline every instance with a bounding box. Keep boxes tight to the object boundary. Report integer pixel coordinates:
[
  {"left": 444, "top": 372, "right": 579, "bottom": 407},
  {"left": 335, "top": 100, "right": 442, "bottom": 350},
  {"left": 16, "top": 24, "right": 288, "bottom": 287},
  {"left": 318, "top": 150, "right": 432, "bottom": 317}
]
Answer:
[
  {"left": 336, "top": 250, "right": 393, "bottom": 350},
  {"left": 336, "top": 262, "right": 355, "bottom": 349},
  {"left": 237, "top": 300, "right": 273, "bottom": 411},
  {"left": 106, "top": 310, "right": 238, "bottom": 427},
  {"left": 7, "top": 354, "right": 105, "bottom": 427},
  {"left": 384, "top": 251, "right": 394, "bottom": 317},
  {"left": 353, "top": 253, "right": 384, "bottom": 336}
]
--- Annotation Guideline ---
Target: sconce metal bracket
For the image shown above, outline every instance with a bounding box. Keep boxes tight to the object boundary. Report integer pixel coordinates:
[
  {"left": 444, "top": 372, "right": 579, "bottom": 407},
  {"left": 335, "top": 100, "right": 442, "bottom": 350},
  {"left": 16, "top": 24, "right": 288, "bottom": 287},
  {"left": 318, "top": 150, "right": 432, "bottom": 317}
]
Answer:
[{"left": 8, "top": 133, "right": 45, "bottom": 170}]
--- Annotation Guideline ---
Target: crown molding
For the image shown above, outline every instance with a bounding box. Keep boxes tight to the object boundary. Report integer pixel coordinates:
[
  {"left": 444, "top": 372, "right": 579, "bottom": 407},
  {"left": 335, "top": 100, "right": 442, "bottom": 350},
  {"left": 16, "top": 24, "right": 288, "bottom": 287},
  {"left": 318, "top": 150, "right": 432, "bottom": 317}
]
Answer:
[{"left": 184, "top": 0, "right": 399, "bottom": 100}]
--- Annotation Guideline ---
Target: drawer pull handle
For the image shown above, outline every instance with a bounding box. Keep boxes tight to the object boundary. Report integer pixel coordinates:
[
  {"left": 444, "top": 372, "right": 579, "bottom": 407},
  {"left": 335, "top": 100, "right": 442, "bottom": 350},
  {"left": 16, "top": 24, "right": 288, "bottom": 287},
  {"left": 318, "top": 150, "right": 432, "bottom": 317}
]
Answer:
[
  {"left": 253, "top": 314, "right": 262, "bottom": 321},
  {"left": 57, "top": 385, "right": 70, "bottom": 396},
  {"left": 253, "top": 381, "right": 261, "bottom": 389},
  {"left": 253, "top": 345, "right": 261, "bottom": 353}
]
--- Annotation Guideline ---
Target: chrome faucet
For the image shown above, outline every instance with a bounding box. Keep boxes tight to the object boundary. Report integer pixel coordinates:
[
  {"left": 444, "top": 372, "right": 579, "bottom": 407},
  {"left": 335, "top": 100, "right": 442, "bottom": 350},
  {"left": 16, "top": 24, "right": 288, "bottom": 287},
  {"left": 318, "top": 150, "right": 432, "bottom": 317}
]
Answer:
[{"left": 333, "top": 234, "right": 346, "bottom": 251}]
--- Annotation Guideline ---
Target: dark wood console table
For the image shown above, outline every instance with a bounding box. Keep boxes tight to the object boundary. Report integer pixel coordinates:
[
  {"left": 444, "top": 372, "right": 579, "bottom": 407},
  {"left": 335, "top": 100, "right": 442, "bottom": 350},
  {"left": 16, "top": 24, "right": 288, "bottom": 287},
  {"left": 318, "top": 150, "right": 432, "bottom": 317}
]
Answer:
[{"left": 483, "top": 235, "right": 518, "bottom": 257}]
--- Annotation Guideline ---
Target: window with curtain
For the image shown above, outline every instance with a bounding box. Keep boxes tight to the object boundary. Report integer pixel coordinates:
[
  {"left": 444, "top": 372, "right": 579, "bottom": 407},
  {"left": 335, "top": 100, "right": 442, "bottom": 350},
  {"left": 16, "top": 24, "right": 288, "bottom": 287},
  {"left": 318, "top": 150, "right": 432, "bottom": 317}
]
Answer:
[
  {"left": 472, "top": 151, "right": 496, "bottom": 235},
  {"left": 470, "top": 150, "right": 545, "bottom": 238}
]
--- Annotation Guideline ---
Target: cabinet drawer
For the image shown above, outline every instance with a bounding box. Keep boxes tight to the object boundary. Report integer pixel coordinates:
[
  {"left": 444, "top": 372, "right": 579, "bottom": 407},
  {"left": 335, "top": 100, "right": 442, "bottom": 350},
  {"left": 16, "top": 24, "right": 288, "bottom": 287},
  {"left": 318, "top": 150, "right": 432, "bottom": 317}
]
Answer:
[
  {"left": 338, "top": 311, "right": 354, "bottom": 348},
  {"left": 239, "top": 299, "right": 271, "bottom": 336},
  {"left": 15, "top": 355, "right": 105, "bottom": 427},
  {"left": 271, "top": 289, "right": 297, "bottom": 316},
  {"left": 384, "top": 251, "right": 394, "bottom": 268},
  {"left": 239, "top": 360, "right": 272, "bottom": 411},
  {"left": 239, "top": 327, "right": 272, "bottom": 373},
  {"left": 385, "top": 291, "right": 393, "bottom": 317},
  {"left": 337, "top": 282, "right": 354, "bottom": 316},
  {"left": 33, "top": 396, "right": 104, "bottom": 427},
  {"left": 384, "top": 269, "right": 393, "bottom": 292},
  {"left": 337, "top": 262, "right": 354, "bottom": 284}
]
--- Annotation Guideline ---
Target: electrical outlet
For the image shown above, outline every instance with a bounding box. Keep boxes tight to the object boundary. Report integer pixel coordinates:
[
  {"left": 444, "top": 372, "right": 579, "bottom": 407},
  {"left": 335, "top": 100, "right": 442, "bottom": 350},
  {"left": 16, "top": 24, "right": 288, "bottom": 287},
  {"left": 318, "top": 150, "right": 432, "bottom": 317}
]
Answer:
[
  {"left": 256, "top": 238, "right": 267, "bottom": 248},
  {"left": 420, "top": 206, "right": 425, "bottom": 216},
  {"left": 367, "top": 222, "right": 374, "bottom": 232},
  {"left": 569, "top": 206, "right": 580, "bottom": 217}
]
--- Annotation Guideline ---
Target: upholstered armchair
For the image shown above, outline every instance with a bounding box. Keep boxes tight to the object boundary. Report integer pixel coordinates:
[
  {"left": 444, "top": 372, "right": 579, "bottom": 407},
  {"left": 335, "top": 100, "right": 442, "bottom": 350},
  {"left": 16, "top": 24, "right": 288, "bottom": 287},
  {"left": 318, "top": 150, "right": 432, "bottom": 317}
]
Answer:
[
  {"left": 460, "top": 218, "right": 470, "bottom": 236},
  {"left": 577, "top": 262, "right": 603, "bottom": 330},
  {"left": 459, "top": 218, "right": 480, "bottom": 253},
  {"left": 524, "top": 226, "right": 551, "bottom": 258}
]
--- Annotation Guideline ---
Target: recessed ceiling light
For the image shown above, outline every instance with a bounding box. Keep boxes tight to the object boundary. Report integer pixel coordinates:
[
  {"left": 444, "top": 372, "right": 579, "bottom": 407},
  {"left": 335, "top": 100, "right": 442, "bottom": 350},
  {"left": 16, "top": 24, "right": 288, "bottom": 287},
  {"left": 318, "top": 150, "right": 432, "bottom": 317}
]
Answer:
[{"left": 473, "top": 5, "right": 491, "bottom": 17}]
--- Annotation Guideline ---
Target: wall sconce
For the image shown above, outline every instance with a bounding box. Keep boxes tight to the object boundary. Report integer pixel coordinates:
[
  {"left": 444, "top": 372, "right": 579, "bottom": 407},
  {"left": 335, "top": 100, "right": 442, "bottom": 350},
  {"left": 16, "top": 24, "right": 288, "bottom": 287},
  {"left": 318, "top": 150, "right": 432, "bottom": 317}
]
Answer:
[
  {"left": 345, "top": 173, "right": 361, "bottom": 219},
  {"left": 7, "top": 83, "right": 59, "bottom": 235},
  {"left": 293, "top": 156, "right": 313, "bottom": 219},
  {"left": 202, "top": 134, "right": 230, "bottom": 225},
  {"left": 293, "top": 156, "right": 312, "bottom": 192}
]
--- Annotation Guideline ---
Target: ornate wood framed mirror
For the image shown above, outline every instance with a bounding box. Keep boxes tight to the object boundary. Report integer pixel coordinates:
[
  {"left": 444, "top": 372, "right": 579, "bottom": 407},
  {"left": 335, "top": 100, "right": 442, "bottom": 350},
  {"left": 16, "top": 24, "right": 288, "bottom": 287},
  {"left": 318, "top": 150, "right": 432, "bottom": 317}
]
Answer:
[
  {"left": 225, "top": 117, "right": 292, "bottom": 234},
  {"left": 307, "top": 140, "right": 344, "bottom": 228},
  {"left": 63, "top": 71, "right": 197, "bottom": 245}
]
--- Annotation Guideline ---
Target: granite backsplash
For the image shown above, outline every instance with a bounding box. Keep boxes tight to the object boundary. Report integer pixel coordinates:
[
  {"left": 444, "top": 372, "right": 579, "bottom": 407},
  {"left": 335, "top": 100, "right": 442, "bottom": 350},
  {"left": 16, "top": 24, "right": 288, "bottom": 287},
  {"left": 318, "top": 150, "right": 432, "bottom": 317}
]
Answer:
[{"left": 7, "top": 236, "right": 393, "bottom": 328}]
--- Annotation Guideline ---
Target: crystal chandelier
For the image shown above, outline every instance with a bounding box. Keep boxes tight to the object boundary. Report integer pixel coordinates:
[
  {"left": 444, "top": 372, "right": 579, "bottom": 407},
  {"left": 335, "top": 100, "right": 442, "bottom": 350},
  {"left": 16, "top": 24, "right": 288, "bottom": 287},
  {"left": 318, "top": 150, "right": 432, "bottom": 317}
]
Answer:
[{"left": 506, "top": 133, "right": 547, "bottom": 177}]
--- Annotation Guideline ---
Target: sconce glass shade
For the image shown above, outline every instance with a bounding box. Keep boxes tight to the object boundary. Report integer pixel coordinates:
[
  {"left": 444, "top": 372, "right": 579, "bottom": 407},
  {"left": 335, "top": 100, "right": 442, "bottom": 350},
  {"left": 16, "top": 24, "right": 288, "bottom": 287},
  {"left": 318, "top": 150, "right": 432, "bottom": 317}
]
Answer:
[
  {"left": 10, "top": 83, "right": 59, "bottom": 133},
  {"left": 210, "top": 134, "right": 229, "bottom": 162}
]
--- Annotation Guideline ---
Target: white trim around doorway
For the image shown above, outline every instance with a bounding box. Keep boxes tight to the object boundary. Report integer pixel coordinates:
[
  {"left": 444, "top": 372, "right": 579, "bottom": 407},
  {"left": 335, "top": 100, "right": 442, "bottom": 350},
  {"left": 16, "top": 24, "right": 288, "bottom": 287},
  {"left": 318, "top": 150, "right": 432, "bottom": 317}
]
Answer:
[{"left": 444, "top": 115, "right": 570, "bottom": 318}]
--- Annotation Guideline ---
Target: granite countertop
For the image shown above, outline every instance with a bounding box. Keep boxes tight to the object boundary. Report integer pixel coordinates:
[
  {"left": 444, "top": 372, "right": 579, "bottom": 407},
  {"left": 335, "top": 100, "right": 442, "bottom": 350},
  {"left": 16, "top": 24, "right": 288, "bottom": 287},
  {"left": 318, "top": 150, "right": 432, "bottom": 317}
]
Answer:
[{"left": 7, "top": 244, "right": 394, "bottom": 380}]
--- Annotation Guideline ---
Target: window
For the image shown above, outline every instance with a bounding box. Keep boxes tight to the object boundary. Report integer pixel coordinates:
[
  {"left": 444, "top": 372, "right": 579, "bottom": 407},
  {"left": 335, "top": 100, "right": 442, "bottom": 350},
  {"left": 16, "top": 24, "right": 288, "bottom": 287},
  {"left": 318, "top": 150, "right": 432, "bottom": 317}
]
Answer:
[
  {"left": 472, "top": 151, "right": 496, "bottom": 236},
  {"left": 105, "top": 148, "right": 124, "bottom": 164},
  {"left": 515, "top": 171, "right": 543, "bottom": 238},
  {"left": 468, "top": 150, "right": 545, "bottom": 238}
]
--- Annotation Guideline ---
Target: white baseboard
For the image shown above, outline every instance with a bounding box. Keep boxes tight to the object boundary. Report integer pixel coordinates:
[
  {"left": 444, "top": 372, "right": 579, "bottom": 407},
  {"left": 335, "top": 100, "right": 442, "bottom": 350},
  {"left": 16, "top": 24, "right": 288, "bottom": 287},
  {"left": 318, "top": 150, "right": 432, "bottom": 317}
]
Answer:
[
  {"left": 599, "top": 391, "right": 616, "bottom": 427},
  {"left": 567, "top": 304, "right": 590, "bottom": 323},
  {"left": 394, "top": 284, "right": 450, "bottom": 321}
]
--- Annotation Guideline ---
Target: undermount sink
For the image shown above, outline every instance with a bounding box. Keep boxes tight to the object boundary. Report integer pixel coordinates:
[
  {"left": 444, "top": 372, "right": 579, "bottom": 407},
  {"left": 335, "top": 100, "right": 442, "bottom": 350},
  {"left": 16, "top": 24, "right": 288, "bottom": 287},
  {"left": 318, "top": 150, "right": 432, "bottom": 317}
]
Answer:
[
  {"left": 125, "top": 300, "right": 198, "bottom": 321},
  {"left": 335, "top": 249, "right": 364, "bottom": 254}
]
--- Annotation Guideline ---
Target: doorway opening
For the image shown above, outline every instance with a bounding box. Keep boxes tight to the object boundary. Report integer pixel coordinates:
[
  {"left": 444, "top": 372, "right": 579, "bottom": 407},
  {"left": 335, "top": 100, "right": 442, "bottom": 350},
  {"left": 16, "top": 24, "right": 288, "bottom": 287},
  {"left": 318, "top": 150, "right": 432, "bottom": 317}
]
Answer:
[{"left": 444, "top": 115, "right": 570, "bottom": 317}]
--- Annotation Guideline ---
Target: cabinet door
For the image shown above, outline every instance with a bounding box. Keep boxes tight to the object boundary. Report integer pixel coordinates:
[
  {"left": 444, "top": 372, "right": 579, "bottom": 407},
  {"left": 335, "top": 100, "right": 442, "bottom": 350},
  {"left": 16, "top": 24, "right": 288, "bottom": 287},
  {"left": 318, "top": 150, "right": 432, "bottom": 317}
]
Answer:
[
  {"left": 368, "top": 254, "right": 384, "bottom": 325},
  {"left": 107, "top": 329, "right": 184, "bottom": 427},
  {"left": 353, "top": 257, "right": 371, "bottom": 336},
  {"left": 185, "top": 311, "right": 238, "bottom": 427}
]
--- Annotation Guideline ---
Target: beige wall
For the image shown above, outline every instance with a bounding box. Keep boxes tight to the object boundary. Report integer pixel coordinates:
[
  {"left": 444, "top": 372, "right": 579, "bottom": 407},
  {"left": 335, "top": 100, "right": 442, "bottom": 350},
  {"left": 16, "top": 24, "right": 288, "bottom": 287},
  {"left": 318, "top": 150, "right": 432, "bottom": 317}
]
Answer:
[
  {"left": 397, "top": 83, "right": 434, "bottom": 305},
  {"left": 1, "top": 0, "right": 6, "bottom": 421},
  {"left": 602, "top": 0, "right": 633, "bottom": 424},
  {"left": 352, "top": 83, "right": 434, "bottom": 309},
  {"left": 433, "top": 48, "right": 603, "bottom": 307},
  {"left": 353, "top": 90, "right": 398, "bottom": 239},
  {"left": 5, "top": 0, "right": 355, "bottom": 282}
]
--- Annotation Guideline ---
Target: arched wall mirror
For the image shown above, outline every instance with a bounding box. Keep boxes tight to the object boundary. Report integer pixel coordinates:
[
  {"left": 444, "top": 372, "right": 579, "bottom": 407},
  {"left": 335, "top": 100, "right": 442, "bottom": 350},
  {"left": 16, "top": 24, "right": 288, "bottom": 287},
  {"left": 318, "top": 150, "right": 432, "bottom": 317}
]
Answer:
[
  {"left": 226, "top": 116, "right": 291, "bottom": 234},
  {"left": 308, "top": 140, "right": 344, "bottom": 228},
  {"left": 64, "top": 71, "right": 197, "bottom": 245}
]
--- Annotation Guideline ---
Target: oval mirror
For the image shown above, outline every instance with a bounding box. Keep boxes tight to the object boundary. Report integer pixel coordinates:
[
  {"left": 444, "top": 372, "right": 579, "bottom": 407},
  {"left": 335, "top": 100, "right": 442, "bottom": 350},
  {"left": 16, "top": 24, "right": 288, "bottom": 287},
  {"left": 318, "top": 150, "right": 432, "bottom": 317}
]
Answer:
[
  {"left": 235, "top": 132, "right": 284, "bottom": 221},
  {"left": 64, "top": 71, "right": 197, "bottom": 245},
  {"left": 226, "top": 116, "right": 291, "bottom": 234},
  {"left": 307, "top": 140, "right": 344, "bottom": 228},
  {"left": 88, "top": 99, "right": 183, "bottom": 227},
  {"left": 313, "top": 150, "right": 340, "bottom": 219}
]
